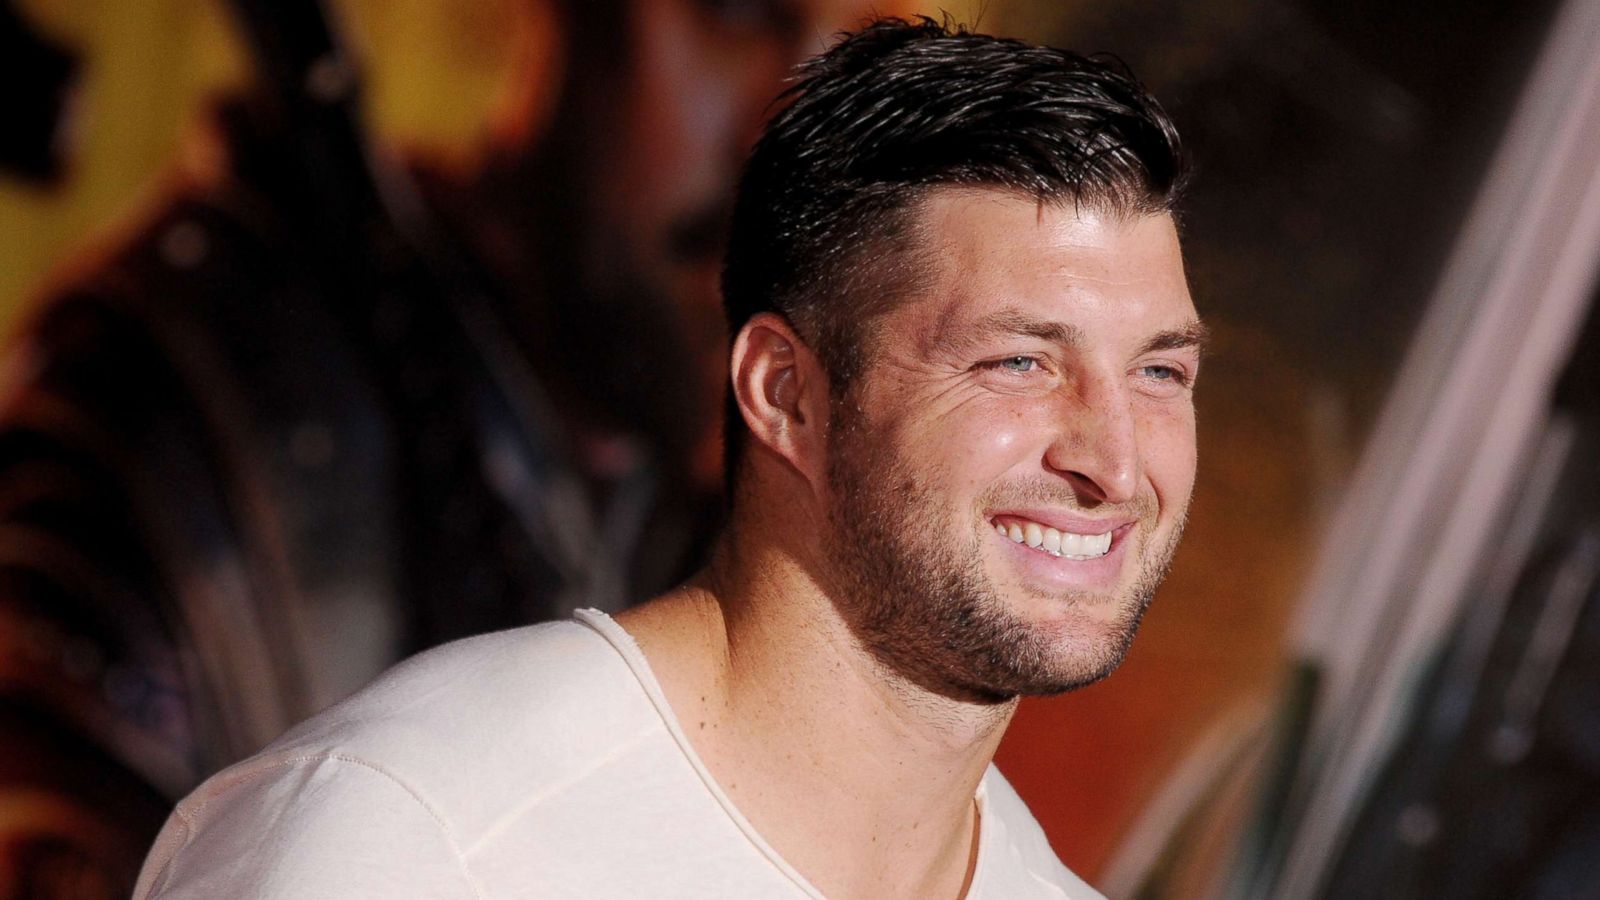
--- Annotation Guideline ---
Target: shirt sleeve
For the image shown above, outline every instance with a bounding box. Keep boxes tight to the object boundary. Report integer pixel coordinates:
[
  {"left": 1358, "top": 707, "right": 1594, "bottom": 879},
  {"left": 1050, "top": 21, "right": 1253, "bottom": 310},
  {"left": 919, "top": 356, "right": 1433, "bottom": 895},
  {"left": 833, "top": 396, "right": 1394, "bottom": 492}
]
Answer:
[{"left": 134, "top": 753, "right": 480, "bottom": 900}]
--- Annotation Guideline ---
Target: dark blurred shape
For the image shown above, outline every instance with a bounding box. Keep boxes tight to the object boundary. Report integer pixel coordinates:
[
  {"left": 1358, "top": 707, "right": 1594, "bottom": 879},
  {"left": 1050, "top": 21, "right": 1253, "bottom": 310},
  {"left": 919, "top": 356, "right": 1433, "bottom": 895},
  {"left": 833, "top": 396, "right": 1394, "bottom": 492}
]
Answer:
[
  {"left": 0, "top": 0, "right": 862, "bottom": 895},
  {"left": 0, "top": 702, "right": 170, "bottom": 897},
  {"left": 0, "top": 1, "right": 79, "bottom": 184}
]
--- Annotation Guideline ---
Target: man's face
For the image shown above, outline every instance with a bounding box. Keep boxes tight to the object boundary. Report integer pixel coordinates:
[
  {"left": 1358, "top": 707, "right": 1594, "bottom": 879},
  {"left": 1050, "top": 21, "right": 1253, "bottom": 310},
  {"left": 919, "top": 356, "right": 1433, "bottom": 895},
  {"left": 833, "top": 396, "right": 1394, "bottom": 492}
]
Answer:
[{"left": 822, "top": 190, "right": 1202, "bottom": 701}]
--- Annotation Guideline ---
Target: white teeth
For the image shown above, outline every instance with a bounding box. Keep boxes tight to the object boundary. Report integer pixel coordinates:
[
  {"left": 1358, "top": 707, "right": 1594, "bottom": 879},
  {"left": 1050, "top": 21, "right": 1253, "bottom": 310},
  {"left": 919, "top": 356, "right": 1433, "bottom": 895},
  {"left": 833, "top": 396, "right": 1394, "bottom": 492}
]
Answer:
[
  {"left": 993, "top": 519, "right": 1113, "bottom": 559},
  {"left": 1061, "top": 531, "right": 1087, "bottom": 556},
  {"left": 1023, "top": 522, "right": 1043, "bottom": 548}
]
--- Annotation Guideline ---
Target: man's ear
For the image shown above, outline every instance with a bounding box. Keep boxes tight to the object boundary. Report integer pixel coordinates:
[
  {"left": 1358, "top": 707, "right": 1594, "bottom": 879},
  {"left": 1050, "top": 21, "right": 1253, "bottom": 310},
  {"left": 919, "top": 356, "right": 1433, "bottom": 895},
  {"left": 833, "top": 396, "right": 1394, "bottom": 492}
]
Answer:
[{"left": 729, "top": 313, "right": 830, "bottom": 490}]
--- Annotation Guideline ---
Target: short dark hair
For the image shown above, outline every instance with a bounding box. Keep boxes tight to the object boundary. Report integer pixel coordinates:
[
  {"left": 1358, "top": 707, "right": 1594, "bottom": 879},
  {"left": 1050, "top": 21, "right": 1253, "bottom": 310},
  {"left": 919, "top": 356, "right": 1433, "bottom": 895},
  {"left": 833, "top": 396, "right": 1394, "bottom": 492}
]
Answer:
[{"left": 721, "top": 16, "right": 1188, "bottom": 484}]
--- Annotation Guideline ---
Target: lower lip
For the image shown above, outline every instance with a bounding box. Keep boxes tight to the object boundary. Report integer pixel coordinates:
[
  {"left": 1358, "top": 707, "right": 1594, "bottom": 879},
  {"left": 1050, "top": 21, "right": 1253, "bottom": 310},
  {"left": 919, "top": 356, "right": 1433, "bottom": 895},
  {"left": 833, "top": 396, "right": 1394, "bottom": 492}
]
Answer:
[{"left": 990, "top": 523, "right": 1134, "bottom": 590}]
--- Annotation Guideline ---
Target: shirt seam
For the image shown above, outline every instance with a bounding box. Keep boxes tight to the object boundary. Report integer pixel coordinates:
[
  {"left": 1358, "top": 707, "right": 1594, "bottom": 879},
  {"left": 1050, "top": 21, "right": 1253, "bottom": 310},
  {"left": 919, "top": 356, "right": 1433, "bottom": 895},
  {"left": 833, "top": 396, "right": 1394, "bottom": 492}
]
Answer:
[
  {"left": 460, "top": 723, "right": 659, "bottom": 858},
  {"left": 1025, "top": 865, "right": 1076, "bottom": 898},
  {"left": 575, "top": 609, "right": 833, "bottom": 899},
  {"left": 180, "top": 752, "right": 486, "bottom": 900}
]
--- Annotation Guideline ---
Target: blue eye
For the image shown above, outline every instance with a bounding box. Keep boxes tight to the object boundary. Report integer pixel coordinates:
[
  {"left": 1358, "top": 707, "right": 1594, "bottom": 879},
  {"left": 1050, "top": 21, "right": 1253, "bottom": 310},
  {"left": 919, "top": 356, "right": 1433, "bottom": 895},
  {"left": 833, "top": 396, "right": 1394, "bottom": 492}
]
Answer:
[
  {"left": 1138, "top": 365, "right": 1190, "bottom": 387},
  {"left": 998, "top": 356, "right": 1037, "bottom": 373}
]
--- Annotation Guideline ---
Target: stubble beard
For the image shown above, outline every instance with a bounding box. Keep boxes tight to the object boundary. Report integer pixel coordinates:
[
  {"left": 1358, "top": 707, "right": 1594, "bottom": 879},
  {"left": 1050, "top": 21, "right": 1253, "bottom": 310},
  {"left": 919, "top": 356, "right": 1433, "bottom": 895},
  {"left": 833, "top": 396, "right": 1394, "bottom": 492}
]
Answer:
[{"left": 823, "top": 410, "right": 1188, "bottom": 705}]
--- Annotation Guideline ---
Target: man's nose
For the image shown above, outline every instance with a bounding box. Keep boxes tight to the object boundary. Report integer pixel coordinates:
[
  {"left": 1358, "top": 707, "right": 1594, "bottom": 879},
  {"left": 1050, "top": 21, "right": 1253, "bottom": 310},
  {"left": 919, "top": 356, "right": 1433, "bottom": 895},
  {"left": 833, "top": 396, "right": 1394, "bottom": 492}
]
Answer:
[{"left": 1043, "top": 375, "right": 1140, "bottom": 506}]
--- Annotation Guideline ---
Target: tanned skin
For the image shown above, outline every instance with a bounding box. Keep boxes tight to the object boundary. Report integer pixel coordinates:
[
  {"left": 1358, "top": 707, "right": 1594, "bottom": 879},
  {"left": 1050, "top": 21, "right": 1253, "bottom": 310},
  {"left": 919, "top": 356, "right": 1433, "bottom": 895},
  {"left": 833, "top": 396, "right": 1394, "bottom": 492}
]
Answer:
[{"left": 618, "top": 189, "right": 1202, "bottom": 900}]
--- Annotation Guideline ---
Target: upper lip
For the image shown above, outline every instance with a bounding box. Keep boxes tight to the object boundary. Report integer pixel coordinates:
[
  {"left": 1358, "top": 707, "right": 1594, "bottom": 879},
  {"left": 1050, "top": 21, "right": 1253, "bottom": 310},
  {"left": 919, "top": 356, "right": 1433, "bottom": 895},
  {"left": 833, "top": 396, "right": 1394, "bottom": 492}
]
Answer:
[{"left": 988, "top": 508, "right": 1136, "bottom": 536}]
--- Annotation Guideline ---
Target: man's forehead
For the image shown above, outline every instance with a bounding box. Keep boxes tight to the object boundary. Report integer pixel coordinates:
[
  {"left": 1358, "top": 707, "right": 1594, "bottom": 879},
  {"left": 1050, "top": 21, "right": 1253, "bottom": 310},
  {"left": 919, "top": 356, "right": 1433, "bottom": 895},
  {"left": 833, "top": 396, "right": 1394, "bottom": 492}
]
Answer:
[{"left": 857, "top": 189, "right": 1197, "bottom": 362}]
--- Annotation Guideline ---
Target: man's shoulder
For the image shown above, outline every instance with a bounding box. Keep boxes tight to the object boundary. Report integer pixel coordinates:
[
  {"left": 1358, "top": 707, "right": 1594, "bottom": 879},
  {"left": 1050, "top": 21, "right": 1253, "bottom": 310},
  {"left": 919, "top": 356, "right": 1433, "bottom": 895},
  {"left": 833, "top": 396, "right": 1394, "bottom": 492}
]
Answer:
[
  {"left": 979, "top": 767, "right": 1106, "bottom": 899},
  {"left": 207, "top": 618, "right": 664, "bottom": 838},
  {"left": 280, "top": 617, "right": 652, "bottom": 750}
]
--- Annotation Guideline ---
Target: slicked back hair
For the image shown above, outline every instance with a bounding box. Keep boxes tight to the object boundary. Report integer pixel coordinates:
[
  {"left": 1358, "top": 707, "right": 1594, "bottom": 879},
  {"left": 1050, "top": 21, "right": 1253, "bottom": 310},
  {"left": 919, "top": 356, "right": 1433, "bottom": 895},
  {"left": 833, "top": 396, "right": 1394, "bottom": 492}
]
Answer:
[{"left": 721, "top": 17, "right": 1189, "bottom": 488}]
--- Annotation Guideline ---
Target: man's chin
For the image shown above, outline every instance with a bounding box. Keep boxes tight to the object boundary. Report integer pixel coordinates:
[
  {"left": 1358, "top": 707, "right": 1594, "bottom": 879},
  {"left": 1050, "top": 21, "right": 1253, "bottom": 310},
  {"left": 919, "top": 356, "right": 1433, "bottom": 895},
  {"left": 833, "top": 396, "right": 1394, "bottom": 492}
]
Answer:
[
  {"left": 968, "top": 569, "right": 1157, "bottom": 692},
  {"left": 1034, "top": 613, "right": 1145, "bottom": 690}
]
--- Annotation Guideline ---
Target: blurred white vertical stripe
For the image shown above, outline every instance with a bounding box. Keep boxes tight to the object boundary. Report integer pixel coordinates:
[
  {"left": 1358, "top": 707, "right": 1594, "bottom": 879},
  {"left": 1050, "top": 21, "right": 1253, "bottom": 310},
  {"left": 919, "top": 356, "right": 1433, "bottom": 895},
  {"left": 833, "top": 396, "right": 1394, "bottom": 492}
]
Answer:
[{"left": 1275, "top": 0, "right": 1600, "bottom": 895}]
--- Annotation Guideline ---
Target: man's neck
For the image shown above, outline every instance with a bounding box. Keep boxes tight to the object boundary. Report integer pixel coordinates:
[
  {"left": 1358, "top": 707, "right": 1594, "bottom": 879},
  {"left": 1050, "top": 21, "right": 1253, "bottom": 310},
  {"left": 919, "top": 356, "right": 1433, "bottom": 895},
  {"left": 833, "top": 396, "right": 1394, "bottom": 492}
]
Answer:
[{"left": 617, "top": 541, "right": 1016, "bottom": 900}]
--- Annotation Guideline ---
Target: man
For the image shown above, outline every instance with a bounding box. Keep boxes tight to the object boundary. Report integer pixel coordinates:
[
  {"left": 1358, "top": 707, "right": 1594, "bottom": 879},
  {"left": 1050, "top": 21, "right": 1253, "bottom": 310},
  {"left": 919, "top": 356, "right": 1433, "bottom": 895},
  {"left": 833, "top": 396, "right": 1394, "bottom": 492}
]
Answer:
[{"left": 134, "top": 17, "right": 1200, "bottom": 899}]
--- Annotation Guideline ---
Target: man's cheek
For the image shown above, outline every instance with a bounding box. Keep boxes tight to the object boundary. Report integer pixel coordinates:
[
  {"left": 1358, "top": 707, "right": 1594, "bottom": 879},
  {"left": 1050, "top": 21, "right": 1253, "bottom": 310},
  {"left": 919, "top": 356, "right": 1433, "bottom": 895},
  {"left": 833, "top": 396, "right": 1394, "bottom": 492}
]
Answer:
[
  {"left": 937, "top": 425, "right": 1039, "bottom": 505},
  {"left": 1139, "top": 416, "right": 1198, "bottom": 508},
  {"left": 975, "top": 397, "right": 1072, "bottom": 457},
  {"left": 1137, "top": 402, "right": 1197, "bottom": 453}
]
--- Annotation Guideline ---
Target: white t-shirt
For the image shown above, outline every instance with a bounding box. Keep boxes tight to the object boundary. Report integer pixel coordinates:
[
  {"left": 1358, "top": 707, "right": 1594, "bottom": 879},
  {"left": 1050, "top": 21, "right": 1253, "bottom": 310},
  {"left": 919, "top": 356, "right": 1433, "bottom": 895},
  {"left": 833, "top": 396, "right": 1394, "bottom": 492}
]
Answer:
[{"left": 135, "top": 610, "right": 1103, "bottom": 899}]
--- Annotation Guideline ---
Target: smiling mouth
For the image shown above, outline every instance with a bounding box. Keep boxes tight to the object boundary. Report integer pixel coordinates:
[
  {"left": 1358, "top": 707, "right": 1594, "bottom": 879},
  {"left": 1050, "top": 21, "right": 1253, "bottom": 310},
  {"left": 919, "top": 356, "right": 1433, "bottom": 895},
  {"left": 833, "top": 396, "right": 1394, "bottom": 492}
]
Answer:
[{"left": 991, "top": 516, "right": 1114, "bottom": 560}]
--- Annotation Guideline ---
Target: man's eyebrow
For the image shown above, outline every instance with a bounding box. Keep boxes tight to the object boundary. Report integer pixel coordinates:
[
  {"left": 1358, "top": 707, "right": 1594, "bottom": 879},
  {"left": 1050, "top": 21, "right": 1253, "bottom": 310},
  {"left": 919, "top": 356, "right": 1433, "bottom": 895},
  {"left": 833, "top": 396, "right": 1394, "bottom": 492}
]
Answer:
[
  {"left": 1140, "top": 320, "right": 1210, "bottom": 355},
  {"left": 965, "top": 309, "right": 1083, "bottom": 345}
]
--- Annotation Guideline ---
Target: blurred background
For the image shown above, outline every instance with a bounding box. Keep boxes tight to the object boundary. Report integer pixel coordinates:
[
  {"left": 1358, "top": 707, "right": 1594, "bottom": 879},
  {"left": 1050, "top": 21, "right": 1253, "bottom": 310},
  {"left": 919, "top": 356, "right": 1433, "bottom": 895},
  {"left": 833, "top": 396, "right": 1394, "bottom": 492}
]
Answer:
[{"left": 2, "top": 0, "right": 1598, "bottom": 897}]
